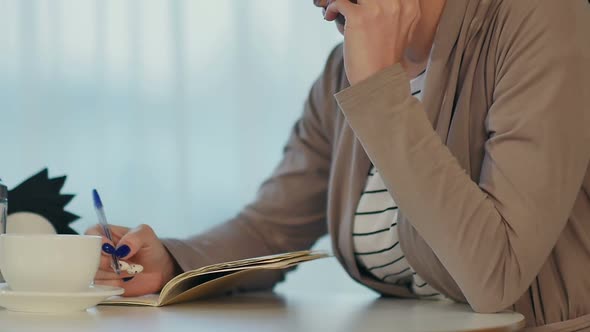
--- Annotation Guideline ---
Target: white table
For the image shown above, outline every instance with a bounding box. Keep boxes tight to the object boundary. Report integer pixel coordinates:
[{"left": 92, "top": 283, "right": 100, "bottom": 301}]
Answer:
[
  {"left": 0, "top": 254, "right": 525, "bottom": 332},
  {"left": 0, "top": 289, "right": 524, "bottom": 332}
]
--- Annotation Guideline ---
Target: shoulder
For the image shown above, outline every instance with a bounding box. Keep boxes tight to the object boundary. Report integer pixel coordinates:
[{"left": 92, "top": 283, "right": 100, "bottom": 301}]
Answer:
[
  {"left": 497, "top": 0, "right": 586, "bottom": 21},
  {"left": 495, "top": 0, "right": 590, "bottom": 53},
  {"left": 321, "top": 43, "right": 347, "bottom": 89},
  {"left": 301, "top": 43, "right": 347, "bottom": 143},
  {"left": 489, "top": 0, "right": 590, "bottom": 80},
  {"left": 326, "top": 43, "right": 344, "bottom": 66},
  {"left": 309, "top": 42, "right": 347, "bottom": 114}
]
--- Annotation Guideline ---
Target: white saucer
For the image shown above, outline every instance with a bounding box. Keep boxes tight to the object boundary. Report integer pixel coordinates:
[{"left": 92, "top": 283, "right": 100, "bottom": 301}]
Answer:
[{"left": 0, "top": 283, "right": 124, "bottom": 313}]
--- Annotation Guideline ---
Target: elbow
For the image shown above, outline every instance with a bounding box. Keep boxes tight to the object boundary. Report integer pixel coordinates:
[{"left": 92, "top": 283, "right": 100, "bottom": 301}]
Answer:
[
  {"left": 468, "top": 299, "right": 510, "bottom": 314},
  {"left": 459, "top": 246, "right": 532, "bottom": 313},
  {"left": 464, "top": 286, "right": 523, "bottom": 314},
  {"left": 461, "top": 274, "right": 527, "bottom": 313}
]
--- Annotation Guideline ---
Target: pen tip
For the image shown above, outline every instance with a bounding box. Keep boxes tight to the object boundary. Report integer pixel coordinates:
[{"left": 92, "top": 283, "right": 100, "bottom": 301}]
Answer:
[{"left": 92, "top": 189, "right": 103, "bottom": 209}]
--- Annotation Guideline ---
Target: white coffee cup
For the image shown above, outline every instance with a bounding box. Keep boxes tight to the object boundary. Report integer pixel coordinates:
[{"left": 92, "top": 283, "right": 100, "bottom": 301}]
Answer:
[{"left": 0, "top": 234, "right": 101, "bottom": 292}]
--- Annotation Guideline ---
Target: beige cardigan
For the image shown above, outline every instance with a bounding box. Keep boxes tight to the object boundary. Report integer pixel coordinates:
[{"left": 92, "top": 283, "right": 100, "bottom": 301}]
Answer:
[{"left": 163, "top": 0, "right": 590, "bottom": 330}]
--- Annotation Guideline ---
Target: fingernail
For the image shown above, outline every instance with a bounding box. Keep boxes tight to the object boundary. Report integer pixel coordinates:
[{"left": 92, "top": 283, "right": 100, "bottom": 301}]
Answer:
[
  {"left": 115, "top": 245, "right": 131, "bottom": 258},
  {"left": 102, "top": 243, "right": 115, "bottom": 254},
  {"left": 122, "top": 277, "right": 134, "bottom": 282},
  {"left": 118, "top": 261, "right": 130, "bottom": 270},
  {"left": 127, "top": 264, "right": 144, "bottom": 275}
]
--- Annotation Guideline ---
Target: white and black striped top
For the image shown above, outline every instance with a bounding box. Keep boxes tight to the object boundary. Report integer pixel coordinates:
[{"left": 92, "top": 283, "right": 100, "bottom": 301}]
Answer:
[{"left": 352, "top": 71, "right": 441, "bottom": 298}]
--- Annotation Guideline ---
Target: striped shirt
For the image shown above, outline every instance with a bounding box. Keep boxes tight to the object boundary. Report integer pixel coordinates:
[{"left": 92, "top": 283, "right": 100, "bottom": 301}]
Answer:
[{"left": 352, "top": 70, "right": 441, "bottom": 298}]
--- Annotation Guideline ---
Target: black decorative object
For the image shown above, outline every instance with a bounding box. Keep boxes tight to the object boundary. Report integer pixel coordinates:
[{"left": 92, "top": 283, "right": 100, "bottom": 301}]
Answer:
[{"left": 7, "top": 169, "right": 79, "bottom": 234}]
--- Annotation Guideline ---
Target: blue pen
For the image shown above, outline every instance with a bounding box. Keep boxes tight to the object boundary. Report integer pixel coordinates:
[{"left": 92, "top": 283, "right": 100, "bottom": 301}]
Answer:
[{"left": 92, "top": 189, "right": 121, "bottom": 275}]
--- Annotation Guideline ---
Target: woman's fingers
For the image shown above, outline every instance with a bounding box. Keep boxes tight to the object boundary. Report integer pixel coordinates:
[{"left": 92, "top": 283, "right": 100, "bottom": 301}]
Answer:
[
  {"left": 88, "top": 223, "right": 169, "bottom": 297},
  {"left": 96, "top": 256, "right": 144, "bottom": 276},
  {"left": 86, "top": 224, "right": 132, "bottom": 260},
  {"left": 95, "top": 269, "right": 133, "bottom": 280},
  {"left": 85, "top": 224, "right": 130, "bottom": 243},
  {"left": 116, "top": 261, "right": 144, "bottom": 274},
  {"left": 94, "top": 279, "right": 124, "bottom": 288},
  {"left": 324, "top": 0, "right": 358, "bottom": 22},
  {"left": 114, "top": 224, "right": 157, "bottom": 260},
  {"left": 98, "top": 254, "right": 113, "bottom": 271},
  {"left": 85, "top": 223, "right": 157, "bottom": 262},
  {"left": 330, "top": 0, "right": 421, "bottom": 85}
]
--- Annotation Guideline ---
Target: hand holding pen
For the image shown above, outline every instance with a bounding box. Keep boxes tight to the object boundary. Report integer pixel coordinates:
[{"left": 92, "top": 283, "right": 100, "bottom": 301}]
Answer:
[
  {"left": 92, "top": 190, "right": 144, "bottom": 276},
  {"left": 86, "top": 193, "right": 179, "bottom": 296}
]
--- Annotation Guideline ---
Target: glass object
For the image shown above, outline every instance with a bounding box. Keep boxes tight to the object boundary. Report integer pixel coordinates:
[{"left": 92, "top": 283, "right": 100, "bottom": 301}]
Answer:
[
  {"left": 0, "top": 179, "right": 6, "bottom": 234},
  {"left": 0, "top": 178, "right": 6, "bottom": 281}
]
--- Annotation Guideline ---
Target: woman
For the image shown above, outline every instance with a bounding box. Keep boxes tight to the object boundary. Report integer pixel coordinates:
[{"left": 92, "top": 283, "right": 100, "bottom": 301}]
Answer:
[{"left": 87, "top": 0, "right": 590, "bottom": 330}]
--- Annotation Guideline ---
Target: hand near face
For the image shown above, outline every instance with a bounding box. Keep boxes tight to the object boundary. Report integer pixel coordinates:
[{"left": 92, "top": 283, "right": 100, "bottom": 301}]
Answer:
[{"left": 324, "top": 0, "right": 421, "bottom": 85}]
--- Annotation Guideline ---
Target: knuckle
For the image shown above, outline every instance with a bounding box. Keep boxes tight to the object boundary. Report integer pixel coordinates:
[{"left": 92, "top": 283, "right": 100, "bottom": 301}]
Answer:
[
  {"left": 84, "top": 225, "right": 100, "bottom": 235},
  {"left": 138, "top": 224, "right": 157, "bottom": 239},
  {"left": 138, "top": 223, "right": 154, "bottom": 234},
  {"left": 356, "top": 10, "right": 373, "bottom": 24},
  {"left": 367, "top": 6, "right": 380, "bottom": 19},
  {"left": 405, "top": 1, "right": 420, "bottom": 15}
]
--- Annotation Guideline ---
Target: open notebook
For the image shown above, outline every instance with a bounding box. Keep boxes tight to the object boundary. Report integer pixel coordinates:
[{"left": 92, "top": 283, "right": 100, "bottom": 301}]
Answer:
[{"left": 100, "top": 250, "right": 329, "bottom": 307}]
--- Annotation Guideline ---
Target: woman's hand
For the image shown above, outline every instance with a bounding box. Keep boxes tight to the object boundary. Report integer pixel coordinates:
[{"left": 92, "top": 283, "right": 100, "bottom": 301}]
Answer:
[
  {"left": 85, "top": 224, "right": 179, "bottom": 297},
  {"left": 324, "top": 0, "right": 421, "bottom": 85}
]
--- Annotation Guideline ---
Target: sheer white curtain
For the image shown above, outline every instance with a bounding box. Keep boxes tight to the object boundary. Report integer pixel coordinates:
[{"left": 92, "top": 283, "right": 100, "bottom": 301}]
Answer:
[{"left": 0, "top": 0, "right": 343, "bottom": 237}]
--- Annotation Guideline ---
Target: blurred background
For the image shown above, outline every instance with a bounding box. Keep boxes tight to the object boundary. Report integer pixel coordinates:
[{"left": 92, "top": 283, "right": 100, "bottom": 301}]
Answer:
[
  {"left": 0, "top": 0, "right": 341, "bottom": 234},
  {"left": 0, "top": 0, "right": 370, "bottom": 293}
]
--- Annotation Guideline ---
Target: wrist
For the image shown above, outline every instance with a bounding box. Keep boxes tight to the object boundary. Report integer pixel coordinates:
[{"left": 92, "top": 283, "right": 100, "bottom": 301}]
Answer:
[{"left": 161, "top": 248, "right": 182, "bottom": 287}]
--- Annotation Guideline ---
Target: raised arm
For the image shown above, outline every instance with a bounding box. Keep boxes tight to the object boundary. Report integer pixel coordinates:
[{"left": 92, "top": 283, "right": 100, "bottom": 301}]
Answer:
[{"left": 335, "top": 2, "right": 590, "bottom": 312}]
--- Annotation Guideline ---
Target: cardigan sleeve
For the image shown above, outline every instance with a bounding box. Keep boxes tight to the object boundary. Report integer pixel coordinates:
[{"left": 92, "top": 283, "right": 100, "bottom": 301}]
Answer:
[{"left": 160, "top": 45, "right": 345, "bottom": 292}]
